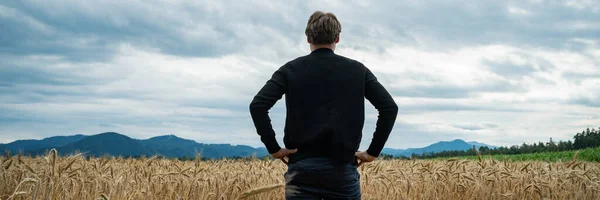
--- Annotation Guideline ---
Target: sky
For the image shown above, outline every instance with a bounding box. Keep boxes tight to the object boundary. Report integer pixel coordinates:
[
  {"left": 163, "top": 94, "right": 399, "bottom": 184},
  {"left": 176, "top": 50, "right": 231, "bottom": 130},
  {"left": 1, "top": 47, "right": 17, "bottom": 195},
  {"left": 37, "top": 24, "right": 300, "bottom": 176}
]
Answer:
[{"left": 1, "top": 0, "right": 599, "bottom": 149}]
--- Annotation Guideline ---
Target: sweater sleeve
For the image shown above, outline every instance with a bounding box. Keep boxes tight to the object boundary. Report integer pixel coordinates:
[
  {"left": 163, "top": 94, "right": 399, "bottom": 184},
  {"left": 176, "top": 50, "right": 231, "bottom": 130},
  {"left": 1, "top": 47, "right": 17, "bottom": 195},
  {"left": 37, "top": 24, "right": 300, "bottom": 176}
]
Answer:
[
  {"left": 364, "top": 67, "right": 399, "bottom": 157},
  {"left": 249, "top": 66, "right": 287, "bottom": 154}
]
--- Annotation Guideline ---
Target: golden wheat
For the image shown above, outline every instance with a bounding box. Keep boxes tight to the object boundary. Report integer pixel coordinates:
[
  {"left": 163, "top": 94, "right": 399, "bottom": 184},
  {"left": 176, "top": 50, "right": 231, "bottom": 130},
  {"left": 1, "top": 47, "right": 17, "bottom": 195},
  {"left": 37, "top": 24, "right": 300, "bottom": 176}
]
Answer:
[{"left": 0, "top": 150, "right": 599, "bottom": 200}]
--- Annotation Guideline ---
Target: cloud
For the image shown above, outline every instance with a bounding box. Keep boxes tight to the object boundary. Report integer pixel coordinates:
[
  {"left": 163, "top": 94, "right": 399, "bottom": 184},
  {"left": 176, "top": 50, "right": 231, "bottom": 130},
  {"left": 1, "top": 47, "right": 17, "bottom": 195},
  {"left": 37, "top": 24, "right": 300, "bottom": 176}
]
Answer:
[
  {"left": 452, "top": 123, "right": 499, "bottom": 131},
  {"left": 570, "top": 97, "right": 600, "bottom": 107},
  {"left": 0, "top": 0, "right": 309, "bottom": 62},
  {"left": 508, "top": 7, "right": 532, "bottom": 16},
  {"left": 1, "top": 0, "right": 599, "bottom": 149}
]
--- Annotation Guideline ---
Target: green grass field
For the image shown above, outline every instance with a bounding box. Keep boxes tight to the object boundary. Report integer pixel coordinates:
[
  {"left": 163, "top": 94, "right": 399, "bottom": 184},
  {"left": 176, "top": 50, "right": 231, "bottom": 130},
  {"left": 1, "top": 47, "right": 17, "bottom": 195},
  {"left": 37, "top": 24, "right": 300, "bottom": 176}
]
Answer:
[{"left": 437, "top": 147, "right": 600, "bottom": 162}]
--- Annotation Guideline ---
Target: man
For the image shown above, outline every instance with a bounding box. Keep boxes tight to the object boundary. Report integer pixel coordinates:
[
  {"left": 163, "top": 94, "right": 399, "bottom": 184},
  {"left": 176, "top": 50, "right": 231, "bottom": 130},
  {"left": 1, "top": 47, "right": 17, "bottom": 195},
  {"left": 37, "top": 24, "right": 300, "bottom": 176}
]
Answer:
[{"left": 249, "top": 11, "right": 398, "bottom": 199}]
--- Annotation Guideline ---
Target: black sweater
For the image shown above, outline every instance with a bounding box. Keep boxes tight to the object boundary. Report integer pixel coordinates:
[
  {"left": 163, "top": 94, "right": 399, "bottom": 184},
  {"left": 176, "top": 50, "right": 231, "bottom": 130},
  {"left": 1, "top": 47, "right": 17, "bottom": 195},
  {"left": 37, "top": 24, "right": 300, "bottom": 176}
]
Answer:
[{"left": 249, "top": 48, "right": 398, "bottom": 164}]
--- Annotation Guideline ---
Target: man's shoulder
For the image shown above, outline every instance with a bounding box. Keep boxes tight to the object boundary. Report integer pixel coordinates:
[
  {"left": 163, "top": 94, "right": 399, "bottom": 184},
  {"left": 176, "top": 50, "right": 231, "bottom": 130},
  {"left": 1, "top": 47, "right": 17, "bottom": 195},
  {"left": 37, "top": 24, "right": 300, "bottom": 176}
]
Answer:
[
  {"left": 286, "top": 53, "right": 365, "bottom": 67},
  {"left": 286, "top": 55, "right": 309, "bottom": 65},
  {"left": 334, "top": 54, "right": 365, "bottom": 66}
]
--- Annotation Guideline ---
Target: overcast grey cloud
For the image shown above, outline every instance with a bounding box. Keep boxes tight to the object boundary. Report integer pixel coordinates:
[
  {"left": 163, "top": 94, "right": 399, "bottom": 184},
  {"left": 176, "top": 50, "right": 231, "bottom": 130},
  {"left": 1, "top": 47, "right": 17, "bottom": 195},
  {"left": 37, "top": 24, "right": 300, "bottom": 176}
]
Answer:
[{"left": 1, "top": 0, "right": 599, "bottom": 149}]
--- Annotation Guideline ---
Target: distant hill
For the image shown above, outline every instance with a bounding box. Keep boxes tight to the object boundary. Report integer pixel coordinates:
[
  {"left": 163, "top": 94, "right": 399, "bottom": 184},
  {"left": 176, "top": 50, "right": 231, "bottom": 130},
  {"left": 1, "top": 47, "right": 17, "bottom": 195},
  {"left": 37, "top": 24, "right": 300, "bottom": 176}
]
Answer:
[
  {"left": 1, "top": 133, "right": 495, "bottom": 159},
  {"left": 381, "top": 139, "right": 496, "bottom": 157},
  {"left": 467, "top": 141, "right": 497, "bottom": 148},
  {"left": 1, "top": 132, "right": 269, "bottom": 158},
  {"left": 142, "top": 134, "right": 200, "bottom": 157},
  {"left": 0, "top": 134, "right": 85, "bottom": 154},
  {"left": 56, "top": 132, "right": 155, "bottom": 157},
  {"left": 141, "top": 134, "right": 267, "bottom": 158}
]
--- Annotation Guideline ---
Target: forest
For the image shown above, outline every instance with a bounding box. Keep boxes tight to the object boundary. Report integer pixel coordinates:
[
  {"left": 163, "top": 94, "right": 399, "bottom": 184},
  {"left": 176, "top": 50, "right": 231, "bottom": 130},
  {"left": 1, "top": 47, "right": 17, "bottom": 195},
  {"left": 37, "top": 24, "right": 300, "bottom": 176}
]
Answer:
[{"left": 384, "top": 127, "right": 600, "bottom": 159}]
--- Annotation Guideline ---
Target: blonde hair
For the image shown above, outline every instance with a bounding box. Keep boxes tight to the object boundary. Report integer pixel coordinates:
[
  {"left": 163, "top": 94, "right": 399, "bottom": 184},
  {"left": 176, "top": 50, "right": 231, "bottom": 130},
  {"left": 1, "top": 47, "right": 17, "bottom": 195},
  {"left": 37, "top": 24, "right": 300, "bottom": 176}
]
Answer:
[{"left": 305, "top": 11, "right": 342, "bottom": 44}]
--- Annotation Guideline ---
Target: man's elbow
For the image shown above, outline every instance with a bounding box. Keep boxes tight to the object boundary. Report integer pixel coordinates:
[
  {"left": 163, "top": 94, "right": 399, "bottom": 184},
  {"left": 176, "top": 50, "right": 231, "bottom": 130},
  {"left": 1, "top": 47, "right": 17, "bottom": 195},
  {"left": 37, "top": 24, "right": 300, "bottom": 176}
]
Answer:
[
  {"left": 392, "top": 102, "right": 399, "bottom": 112},
  {"left": 379, "top": 101, "right": 398, "bottom": 120},
  {"left": 249, "top": 100, "right": 266, "bottom": 114},
  {"left": 249, "top": 101, "right": 259, "bottom": 113},
  {"left": 388, "top": 102, "right": 399, "bottom": 116},
  {"left": 382, "top": 100, "right": 398, "bottom": 113}
]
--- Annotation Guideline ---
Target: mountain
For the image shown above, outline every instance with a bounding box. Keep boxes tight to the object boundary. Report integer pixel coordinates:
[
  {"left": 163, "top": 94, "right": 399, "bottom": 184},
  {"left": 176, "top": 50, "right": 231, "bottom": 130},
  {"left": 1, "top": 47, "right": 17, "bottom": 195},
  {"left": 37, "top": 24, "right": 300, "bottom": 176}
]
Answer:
[
  {"left": 1, "top": 132, "right": 268, "bottom": 158},
  {"left": 0, "top": 134, "right": 85, "bottom": 154},
  {"left": 56, "top": 132, "right": 155, "bottom": 157},
  {"left": 141, "top": 134, "right": 199, "bottom": 157},
  {"left": 140, "top": 135, "right": 268, "bottom": 158},
  {"left": 467, "top": 141, "right": 497, "bottom": 148},
  {"left": 382, "top": 139, "right": 496, "bottom": 157},
  {"left": 2, "top": 133, "right": 493, "bottom": 159},
  {"left": 192, "top": 143, "right": 268, "bottom": 158}
]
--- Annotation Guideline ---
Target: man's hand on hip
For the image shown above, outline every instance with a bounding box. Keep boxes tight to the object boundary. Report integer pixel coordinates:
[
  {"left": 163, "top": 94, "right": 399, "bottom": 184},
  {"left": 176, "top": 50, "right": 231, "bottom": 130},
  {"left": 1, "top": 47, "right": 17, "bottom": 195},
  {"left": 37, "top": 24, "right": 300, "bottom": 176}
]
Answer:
[
  {"left": 355, "top": 151, "right": 376, "bottom": 167},
  {"left": 271, "top": 148, "right": 297, "bottom": 164}
]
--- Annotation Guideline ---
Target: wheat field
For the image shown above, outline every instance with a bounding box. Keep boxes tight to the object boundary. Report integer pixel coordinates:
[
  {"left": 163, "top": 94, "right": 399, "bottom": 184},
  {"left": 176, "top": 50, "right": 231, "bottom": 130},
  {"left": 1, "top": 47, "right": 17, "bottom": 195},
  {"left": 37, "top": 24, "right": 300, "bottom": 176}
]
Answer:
[{"left": 1, "top": 149, "right": 599, "bottom": 200}]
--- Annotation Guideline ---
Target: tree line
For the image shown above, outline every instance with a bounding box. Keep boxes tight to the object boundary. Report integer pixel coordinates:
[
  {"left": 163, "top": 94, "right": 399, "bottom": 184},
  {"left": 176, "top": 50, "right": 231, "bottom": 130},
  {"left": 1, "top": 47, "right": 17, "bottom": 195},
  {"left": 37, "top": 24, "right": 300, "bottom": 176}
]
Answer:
[{"left": 380, "top": 127, "right": 600, "bottom": 159}]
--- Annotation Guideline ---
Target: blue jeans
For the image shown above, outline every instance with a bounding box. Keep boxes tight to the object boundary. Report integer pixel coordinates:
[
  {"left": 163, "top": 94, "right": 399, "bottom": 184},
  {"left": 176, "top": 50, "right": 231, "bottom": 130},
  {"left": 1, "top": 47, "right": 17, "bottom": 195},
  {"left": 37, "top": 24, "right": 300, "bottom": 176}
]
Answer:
[{"left": 284, "top": 157, "right": 361, "bottom": 200}]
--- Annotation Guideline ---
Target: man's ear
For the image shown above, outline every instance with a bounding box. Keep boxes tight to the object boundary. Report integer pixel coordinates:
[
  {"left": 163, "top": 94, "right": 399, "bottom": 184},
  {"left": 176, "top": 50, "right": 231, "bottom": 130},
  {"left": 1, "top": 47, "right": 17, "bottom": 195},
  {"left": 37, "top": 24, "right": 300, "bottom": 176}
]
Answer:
[
  {"left": 335, "top": 36, "right": 340, "bottom": 44},
  {"left": 307, "top": 37, "right": 311, "bottom": 44}
]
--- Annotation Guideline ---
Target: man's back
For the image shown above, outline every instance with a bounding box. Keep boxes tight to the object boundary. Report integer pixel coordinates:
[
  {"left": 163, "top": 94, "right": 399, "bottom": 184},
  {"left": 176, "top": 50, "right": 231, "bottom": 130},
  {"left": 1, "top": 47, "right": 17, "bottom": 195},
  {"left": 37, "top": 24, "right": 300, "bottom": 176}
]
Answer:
[
  {"left": 250, "top": 47, "right": 397, "bottom": 163},
  {"left": 249, "top": 11, "right": 398, "bottom": 200},
  {"left": 282, "top": 48, "right": 369, "bottom": 163}
]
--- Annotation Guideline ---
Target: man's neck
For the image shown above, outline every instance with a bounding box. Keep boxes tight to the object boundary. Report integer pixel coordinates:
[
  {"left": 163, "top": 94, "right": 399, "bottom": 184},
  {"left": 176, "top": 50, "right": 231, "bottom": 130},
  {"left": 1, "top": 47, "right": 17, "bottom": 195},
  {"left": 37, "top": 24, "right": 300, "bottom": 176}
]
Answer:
[{"left": 310, "top": 43, "right": 336, "bottom": 51}]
